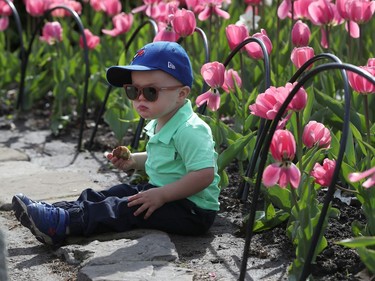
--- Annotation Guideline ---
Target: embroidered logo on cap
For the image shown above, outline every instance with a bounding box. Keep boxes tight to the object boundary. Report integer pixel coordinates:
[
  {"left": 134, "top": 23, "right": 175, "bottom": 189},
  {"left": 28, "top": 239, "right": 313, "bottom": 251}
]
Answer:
[
  {"left": 168, "top": 61, "right": 176, "bottom": 69},
  {"left": 132, "top": 49, "right": 145, "bottom": 61}
]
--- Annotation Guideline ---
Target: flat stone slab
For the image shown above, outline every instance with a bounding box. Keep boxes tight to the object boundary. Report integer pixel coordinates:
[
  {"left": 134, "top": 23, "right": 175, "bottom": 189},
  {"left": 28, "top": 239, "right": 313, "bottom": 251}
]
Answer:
[
  {"left": 55, "top": 231, "right": 193, "bottom": 281},
  {"left": 0, "top": 147, "right": 29, "bottom": 162},
  {"left": 0, "top": 160, "right": 102, "bottom": 208}
]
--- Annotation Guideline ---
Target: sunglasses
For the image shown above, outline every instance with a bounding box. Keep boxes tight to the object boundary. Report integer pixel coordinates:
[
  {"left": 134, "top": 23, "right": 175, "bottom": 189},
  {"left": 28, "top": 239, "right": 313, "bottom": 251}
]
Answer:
[{"left": 123, "top": 84, "right": 183, "bottom": 102}]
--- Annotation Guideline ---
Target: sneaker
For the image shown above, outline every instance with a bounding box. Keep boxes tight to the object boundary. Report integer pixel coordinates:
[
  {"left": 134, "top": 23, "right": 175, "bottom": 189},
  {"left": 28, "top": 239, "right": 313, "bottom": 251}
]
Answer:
[
  {"left": 27, "top": 203, "right": 69, "bottom": 246},
  {"left": 12, "top": 194, "right": 51, "bottom": 229}
]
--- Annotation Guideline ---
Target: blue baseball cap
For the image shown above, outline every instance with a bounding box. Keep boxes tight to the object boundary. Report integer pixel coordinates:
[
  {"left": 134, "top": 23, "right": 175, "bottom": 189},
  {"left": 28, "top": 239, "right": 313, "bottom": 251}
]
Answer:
[{"left": 106, "top": 41, "right": 193, "bottom": 88}]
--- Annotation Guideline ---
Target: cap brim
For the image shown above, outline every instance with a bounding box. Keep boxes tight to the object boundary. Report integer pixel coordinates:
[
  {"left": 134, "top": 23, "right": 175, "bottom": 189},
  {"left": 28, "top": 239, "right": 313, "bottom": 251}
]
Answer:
[{"left": 106, "top": 65, "right": 158, "bottom": 88}]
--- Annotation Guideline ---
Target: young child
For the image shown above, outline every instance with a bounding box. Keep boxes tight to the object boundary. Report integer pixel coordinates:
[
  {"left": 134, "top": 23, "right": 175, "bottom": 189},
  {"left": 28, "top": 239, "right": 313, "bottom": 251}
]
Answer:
[{"left": 12, "top": 41, "right": 221, "bottom": 246}]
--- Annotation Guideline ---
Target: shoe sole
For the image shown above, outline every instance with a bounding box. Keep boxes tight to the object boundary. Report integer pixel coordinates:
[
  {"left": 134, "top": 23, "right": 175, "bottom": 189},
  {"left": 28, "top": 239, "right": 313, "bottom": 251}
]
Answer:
[{"left": 12, "top": 196, "right": 32, "bottom": 229}]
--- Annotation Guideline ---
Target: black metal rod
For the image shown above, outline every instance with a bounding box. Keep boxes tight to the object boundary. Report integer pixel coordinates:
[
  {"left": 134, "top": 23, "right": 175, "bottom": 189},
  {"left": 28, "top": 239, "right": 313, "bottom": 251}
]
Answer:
[
  {"left": 16, "top": 5, "right": 90, "bottom": 152},
  {"left": 238, "top": 62, "right": 374, "bottom": 281},
  {"left": 3, "top": 0, "right": 26, "bottom": 110}
]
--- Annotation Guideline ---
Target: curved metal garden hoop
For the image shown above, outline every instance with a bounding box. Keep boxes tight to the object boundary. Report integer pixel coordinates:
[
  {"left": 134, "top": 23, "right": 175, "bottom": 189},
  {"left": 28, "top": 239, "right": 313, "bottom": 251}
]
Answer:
[
  {"left": 87, "top": 19, "right": 158, "bottom": 150},
  {"left": 238, "top": 62, "right": 375, "bottom": 281},
  {"left": 2, "top": 0, "right": 26, "bottom": 109},
  {"left": 238, "top": 53, "right": 346, "bottom": 201},
  {"left": 16, "top": 5, "right": 90, "bottom": 152},
  {"left": 217, "top": 37, "right": 271, "bottom": 202}
]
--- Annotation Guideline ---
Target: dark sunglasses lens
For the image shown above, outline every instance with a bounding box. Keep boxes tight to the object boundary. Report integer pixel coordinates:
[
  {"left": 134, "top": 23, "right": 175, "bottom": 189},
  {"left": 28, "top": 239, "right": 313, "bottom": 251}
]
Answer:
[
  {"left": 143, "top": 87, "right": 158, "bottom": 101},
  {"left": 124, "top": 86, "right": 138, "bottom": 100}
]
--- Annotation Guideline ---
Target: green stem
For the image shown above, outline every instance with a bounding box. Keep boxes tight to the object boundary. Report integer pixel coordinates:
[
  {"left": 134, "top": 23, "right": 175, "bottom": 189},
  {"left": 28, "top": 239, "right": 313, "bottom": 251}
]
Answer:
[
  {"left": 290, "top": 185, "right": 300, "bottom": 213},
  {"left": 363, "top": 94, "right": 371, "bottom": 167},
  {"left": 296, "top": 112, "right": 303, "bottom": 172}
]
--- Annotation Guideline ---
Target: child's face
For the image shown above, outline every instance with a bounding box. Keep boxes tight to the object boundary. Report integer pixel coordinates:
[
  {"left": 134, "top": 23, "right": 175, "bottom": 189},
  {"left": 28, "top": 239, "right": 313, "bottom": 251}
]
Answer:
[{"left": 130, "top": 70, "right": 188, "bottom": 124}]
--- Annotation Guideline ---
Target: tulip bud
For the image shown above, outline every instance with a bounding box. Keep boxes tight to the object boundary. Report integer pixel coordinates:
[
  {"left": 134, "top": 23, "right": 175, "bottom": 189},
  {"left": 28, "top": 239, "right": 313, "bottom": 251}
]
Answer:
[{"left": 291, "top": 20, "right": 311, "bottom": 47}]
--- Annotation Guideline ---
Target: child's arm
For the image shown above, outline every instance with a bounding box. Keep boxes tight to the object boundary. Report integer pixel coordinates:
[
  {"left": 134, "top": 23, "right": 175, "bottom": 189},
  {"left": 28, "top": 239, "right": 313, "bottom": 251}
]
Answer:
[
  {"left": 106, "top": 151, "right": 147, "bottom": 171},
  {"left": 127, "top": 167, "right": 214, "bottom": 219}
]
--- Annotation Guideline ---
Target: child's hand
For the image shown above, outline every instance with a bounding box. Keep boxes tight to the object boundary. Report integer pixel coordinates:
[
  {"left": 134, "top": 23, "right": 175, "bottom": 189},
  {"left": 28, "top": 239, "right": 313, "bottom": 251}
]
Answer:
[
  {"left": 105, "top": 148, "right": 136, "bottom": 171},
  {"left": 127, "top": 188, "right": 166, "bottom": 219}
]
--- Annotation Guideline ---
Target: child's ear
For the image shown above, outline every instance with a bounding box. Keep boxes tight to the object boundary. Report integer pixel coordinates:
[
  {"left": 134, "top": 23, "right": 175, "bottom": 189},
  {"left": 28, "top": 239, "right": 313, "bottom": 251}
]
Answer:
[{"left": 179, "top": 86, "right": 190, "bottom": 99}]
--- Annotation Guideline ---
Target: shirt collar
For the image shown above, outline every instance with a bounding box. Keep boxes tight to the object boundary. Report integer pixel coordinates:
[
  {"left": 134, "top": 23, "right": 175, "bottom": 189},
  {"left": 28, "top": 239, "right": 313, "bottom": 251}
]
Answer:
[{"left": 144, "top": 99, "right": 194, "bottom": 144}]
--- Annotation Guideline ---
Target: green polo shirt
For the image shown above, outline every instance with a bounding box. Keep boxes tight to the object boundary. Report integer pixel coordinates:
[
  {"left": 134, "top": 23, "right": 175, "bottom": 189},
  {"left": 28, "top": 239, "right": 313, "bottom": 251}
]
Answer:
[{"left": 144, "top": 99, "right": 220, "bottom": 211}]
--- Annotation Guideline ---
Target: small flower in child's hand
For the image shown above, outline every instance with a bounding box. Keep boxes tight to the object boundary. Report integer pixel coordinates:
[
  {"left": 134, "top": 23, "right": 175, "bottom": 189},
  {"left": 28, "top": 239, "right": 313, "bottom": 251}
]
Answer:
[
  {"left": 112, "top": 146, "right": 131, "bottom": 160},
  {"left": 311, "top": 158, "right": 336, "bottom": 187},
  {"left": 348, "top": 166, "right": 375, "bottom": 189}
]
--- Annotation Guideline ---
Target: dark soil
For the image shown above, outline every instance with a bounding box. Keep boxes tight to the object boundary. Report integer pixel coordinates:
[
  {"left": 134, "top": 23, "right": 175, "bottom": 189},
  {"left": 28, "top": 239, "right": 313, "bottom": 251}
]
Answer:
[{"left": 1, "top": 98, "right": 373, "bottom": 281}]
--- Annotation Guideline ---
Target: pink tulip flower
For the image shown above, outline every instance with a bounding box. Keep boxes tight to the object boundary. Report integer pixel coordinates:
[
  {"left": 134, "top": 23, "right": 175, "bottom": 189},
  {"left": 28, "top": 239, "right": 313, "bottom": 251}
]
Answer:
[
  {"left": 0, "top": 1, "right": 12, "bottom": 16},
  {"left": 0, "top": 16, "right": 9, "bottom": 31},
  {"left": 367, "top": 58, "right": 375, "bottom": 67},
  {"left": 153, "top": 22, "right": 179, "bottom": 42},
  {"left": 100, "top": 0, "right": 122, "bottom": 17},
  {"left": 195, "top": 90, "right": 221, "bottom": 111},
  {"left": 249, "top": 85, "right": 290, "bottom": 120},
  {"left": 348, "top": 166, "right": 375, "bottom": 189},
  {"left": 336, "top": 0, "right": 360, "bottom": 38},
  {"left": 311, "top": 158, "right": 336, "bottom": 187},
  {"left": 291, "top": 46, "right": 315, "bottom": 69},
  {"left": 345, "top": 0, "right": 375, "bottom": 24},
  {"left": 225, "top": 24, "right": 249, "bottom": 51},
  {"left": 201, "top": 61, "right": 225, "bottom": 89},
  {"left": 222, "top": 69, "right": 242, "bottom": 93},
  {"left": 102, "top": 12, "right": 134, "bottom": 37},
  {"left": 25, "top": 0, "right": 46, "bottom": 17},
  {"left": 347, "top": 64, "right": 375, "bottom": 94},
  {"left": 263, "top": 129, "right": 301, "bottom": 189},
  {"left": 198, "top": 0, "right": 230, "bottom": 21},
  {"left": 171, "top": 8, "right": 196, "bottom": 37},
  {"left": 79, "top": 29, "right": 100, "bottom": 50},
  {"left": 285, "top": 82, "right": 308, "bottom": 112},
  {"left": 291, "top": 20, "right": 311, "bottom": 47},
  {"left": 39, "top": 21, "right": 63, "bottom": 45},
  {"left": 302, "top": 121, "right": 331, "bottom": 148},
  {"left": 245, "top": 29, "right": 273, "bottom": 60},
  {"left": 196, "top": 61, "right": 225, "bottom": 111},
  {"left": 132, "top": 0, "right": 163, "bottom": 19},
  {"left": 48, "top": 0, "right": 82, "bottom": 17}
]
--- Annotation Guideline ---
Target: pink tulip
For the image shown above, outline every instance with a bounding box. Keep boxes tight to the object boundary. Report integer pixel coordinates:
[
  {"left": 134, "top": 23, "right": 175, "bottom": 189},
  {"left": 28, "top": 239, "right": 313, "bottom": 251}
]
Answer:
[
  {"left": 291, "top": 20, "right": 311, "bottom": 47},
  {"left": 25, "top": 0, "right": 46, "bottom": 17},
  {"left": 0, "top": 1, "right": 12, "bottom": 16},
  {"left": 294, "top": 0, "right": 316, "bottom": 19},
  {"left": 245, "top": 29, "right": 273, "bottom": 60},
  {"left": 198, "top": 0, "right": 230, "bottom": 21},
  {"left": 171, "top": 8, "right": 196, "bottom": 37},
  {"left": 80, "top": 29, "right": 100, "bottom": 50},
  {"left": 201, "top": 62, "right": 225, "bottom": 89},
  {"left": 367, "top": 58, "right": 375, "bottom": 67},
  {"left": 225, "top": 24, "right": 249, "bottom": 51},
  {"left": 249, "top": 85, "right": 290, "bottom": 120},
  {"left": 336, "top": 0, "right": 360, "bottom": 38},
  {"left": 277, "top": 0, "right": 292, "bottom": 19},
  {"left": 348, "top": 166, "right": 375, "bottom": 189},
  {"left": 132, "top": 0, "right": 163, "bottom": 19},
  {"left": 100, "top": 0, "right": 122, "bottom": 17},
  {"left": 39, "top": 21, "right": 63, "bottom": 45},
  {"left": 102, "top": 12, "right": 134, "bottom": 37},
  {"left": 153, "top": 22, "right": 179, "bottom": 42},
  {"left": 245, "top": 0, "right": 262, "bottom": 4},
  {"left": 311, "top": 159, "right": 336, "bottom": 187},
  {"left": 302, "top": 121, "right": 331, "bottom": 148},
  {"left": 222, "top": 69, "right": 242, "bottom": 93},
  {"left": 345, "top": 0, "right": 375, "bottom": 24},
  {"left": 87, "top": 0, "right": 102, "bottom": 11},
  {"left": 285, "top": 82, "right": 308, "bottom": 112},
  {"left": 263, "top": 129, "right": 301, "bottom": 189},
  {"left": 291, "top": 46, "right": 315, "bottom": 69},
  {"left": 307, "top": 0, "right": 341, "bottom": 26},
  {"left": 195, "top": 90, "right": 221, "bottom": 111},
  {"left": 48, "top": 0, "right": 82, "bottom": 17},
  {"left": 347, "top": 64, "right": 375, "bottom": 94},
  {"left": 0, "top": 16, "right": 9, "bottom": 31}
]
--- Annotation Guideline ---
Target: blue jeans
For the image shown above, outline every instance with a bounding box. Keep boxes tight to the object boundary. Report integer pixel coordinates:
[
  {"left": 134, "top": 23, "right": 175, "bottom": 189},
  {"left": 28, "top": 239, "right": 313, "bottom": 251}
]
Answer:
[{"left": 53, "top": 183, "right": 216, "bottom": 236}]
